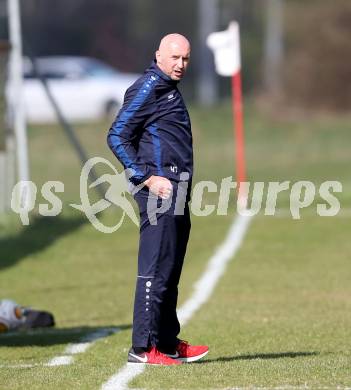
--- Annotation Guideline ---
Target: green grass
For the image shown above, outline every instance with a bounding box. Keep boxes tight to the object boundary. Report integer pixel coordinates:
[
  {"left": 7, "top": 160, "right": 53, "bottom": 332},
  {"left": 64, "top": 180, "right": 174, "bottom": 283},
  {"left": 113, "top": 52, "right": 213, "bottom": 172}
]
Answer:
[
  {"left": 131, "top": 215, "right": 351, "bottom": 389},
  {"left": 0, "top": 101, "right": 351, "bottom": 389}
]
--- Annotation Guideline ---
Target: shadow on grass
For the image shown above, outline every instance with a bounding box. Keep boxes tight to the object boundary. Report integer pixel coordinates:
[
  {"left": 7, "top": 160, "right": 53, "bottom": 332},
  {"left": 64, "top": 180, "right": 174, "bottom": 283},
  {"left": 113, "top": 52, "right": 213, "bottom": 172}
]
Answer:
[
  {"left": 0, "top": 215, "right": 87, "bottom": 270},
  {"left": 197, "top": 351, "right": 320, "bottom": 364},
  {"left": 0, "top": 324, "right": 131, "bottom": 347}
]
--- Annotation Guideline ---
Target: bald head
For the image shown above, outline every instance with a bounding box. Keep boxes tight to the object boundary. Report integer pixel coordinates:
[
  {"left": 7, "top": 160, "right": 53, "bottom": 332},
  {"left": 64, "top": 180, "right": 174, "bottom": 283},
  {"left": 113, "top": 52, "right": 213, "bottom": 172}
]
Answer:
[
  {"left": 156, "top": 33, "right": 191, "bottom": 81},
  {"left": 158, "top": 34, "right": 190, "bottom": 53}
]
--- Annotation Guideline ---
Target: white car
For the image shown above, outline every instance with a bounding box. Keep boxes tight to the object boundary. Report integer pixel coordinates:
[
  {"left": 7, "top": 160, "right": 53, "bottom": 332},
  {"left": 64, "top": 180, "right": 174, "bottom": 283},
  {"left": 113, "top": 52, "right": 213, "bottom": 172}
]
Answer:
[{"left": 22, "top": 56, "right": 140, "bottom": 123}]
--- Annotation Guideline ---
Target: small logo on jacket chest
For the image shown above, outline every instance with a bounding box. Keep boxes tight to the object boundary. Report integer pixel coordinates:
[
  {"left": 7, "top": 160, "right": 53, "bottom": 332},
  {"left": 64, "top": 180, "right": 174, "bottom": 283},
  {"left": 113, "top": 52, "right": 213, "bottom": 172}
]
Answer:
[
  {"left": 170, "top": 165, "right": 178, "bottom": 173},
  {"left": 167, "top": 93, "right": 176, "bottom": 102}
]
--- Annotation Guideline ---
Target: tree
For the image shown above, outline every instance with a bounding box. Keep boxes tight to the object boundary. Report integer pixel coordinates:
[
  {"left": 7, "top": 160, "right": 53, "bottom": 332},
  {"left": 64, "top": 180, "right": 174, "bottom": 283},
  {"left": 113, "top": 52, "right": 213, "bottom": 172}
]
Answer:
[{"left": 284, "top": 0, "right": 351, "bottom": 110}]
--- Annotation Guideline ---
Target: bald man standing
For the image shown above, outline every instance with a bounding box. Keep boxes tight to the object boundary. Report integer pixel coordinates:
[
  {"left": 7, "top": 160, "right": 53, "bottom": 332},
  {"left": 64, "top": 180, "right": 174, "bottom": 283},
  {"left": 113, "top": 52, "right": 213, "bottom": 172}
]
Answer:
[{"left": 108, "top": 34, "right": 208, "bottom": 365}]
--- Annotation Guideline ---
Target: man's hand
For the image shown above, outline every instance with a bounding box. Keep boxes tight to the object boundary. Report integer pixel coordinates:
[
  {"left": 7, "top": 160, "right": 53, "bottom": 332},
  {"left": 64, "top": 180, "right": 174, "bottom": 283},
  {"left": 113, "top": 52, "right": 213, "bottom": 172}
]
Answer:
[{"left": 144, "top": 176, "right": 173, "bottom": 199}]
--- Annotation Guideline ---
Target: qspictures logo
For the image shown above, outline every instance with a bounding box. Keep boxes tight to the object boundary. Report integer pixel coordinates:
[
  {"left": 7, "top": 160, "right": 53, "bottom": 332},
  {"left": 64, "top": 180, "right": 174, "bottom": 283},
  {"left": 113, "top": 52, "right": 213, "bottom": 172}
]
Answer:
[
  {"left": 10, "top": 157, "right": 343, "bottom": 233},
  {"left": 10, "top": 157, "right": 142, "bottom": 233}
]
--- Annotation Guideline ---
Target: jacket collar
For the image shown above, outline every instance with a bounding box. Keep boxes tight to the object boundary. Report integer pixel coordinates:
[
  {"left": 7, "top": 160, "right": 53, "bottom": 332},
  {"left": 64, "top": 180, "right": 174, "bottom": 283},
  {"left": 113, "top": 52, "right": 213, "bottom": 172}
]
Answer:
[{"left": 146, "top": 59, "right": 179, "bottom": 85}]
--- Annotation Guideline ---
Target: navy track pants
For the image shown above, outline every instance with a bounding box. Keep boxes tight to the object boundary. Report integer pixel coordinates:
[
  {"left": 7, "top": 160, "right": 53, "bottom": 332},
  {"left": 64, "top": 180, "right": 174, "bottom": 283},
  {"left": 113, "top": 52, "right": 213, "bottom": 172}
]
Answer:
[{"left": 132, "top": 182, "right": 191, "bottom": 352}]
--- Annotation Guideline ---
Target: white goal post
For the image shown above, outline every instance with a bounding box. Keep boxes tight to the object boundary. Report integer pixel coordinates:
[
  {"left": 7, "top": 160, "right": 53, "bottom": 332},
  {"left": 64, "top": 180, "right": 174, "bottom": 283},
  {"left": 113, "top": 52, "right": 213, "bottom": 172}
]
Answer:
[{"left": 0, "top": 0, "right": 30, "bottom": 213}]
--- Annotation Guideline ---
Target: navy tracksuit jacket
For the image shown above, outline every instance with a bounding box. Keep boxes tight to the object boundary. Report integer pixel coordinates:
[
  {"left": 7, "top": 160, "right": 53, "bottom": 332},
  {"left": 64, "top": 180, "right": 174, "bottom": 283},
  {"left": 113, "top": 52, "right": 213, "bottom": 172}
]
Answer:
[{"left": 107, "top": 60, "right": 193, "bottom": 351}]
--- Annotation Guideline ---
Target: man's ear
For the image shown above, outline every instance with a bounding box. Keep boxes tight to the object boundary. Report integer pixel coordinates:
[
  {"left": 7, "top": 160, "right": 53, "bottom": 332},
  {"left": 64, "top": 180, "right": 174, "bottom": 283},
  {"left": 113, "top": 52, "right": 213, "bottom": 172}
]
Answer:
[{"left": 155, "top": 50, "right": 161, "bottom": 64}]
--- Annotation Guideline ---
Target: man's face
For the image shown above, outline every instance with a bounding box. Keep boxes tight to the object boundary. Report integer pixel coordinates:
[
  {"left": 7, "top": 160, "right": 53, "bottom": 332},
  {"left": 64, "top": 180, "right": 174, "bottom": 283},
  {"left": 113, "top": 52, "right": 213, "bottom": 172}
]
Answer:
[{"left": 156, "top": 40, "right": 191, "bottom": 81}]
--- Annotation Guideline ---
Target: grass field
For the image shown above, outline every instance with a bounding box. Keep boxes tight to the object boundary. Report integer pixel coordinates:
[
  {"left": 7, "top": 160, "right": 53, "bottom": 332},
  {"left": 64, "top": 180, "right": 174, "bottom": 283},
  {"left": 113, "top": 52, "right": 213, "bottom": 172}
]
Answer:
[{"left": 1, "top": 101, "right": 351, "bottom": 389}]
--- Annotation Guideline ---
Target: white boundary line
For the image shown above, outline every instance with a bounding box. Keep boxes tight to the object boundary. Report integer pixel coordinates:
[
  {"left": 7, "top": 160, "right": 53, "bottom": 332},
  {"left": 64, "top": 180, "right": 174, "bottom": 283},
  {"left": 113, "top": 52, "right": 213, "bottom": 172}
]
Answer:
[
  {"left": 0, "top": 327, "right": 120, "bottom": 369},
  {"left": 177, "top": 214, "right": 253, "bottom": 326},
  {"left": 46, "top": 327, "right": 120, "bottom": 366},
  {"left": 101, "top": 214, "right": 253, "bottom": 390}
]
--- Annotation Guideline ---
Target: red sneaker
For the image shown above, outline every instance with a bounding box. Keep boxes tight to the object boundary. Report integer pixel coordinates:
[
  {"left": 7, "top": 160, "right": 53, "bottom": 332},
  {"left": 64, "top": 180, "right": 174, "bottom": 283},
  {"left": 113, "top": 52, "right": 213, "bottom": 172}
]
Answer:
[
  {"left": 166, "top": 340, "right": 209, "bottom": 363},
  {"left": 128, "top": 346, "right": 182, "bottom": 365}
]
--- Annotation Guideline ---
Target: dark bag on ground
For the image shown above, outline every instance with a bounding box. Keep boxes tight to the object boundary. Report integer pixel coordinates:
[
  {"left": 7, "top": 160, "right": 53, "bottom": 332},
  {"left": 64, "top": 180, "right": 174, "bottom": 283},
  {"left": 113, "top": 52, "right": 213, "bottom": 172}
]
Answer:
[{"left": 0, "top": 299, "right": 55, "bottom": 332}]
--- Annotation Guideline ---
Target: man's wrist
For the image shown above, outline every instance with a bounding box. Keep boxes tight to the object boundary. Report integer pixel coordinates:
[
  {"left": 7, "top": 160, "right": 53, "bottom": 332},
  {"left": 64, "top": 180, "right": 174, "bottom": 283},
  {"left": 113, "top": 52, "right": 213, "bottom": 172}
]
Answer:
[{"left": 143, "top": 175, "right": 154, "bottom": 187}]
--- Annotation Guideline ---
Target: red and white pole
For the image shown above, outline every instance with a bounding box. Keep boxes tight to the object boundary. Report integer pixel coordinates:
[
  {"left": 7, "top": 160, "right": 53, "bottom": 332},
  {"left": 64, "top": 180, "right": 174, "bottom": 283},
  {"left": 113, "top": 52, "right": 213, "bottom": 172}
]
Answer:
[
  {"left": 232, "top": 70, "right": 246, "bottom": 187},
  {"left": 207, "top": 22, "right": 247, "bottom": 205}
]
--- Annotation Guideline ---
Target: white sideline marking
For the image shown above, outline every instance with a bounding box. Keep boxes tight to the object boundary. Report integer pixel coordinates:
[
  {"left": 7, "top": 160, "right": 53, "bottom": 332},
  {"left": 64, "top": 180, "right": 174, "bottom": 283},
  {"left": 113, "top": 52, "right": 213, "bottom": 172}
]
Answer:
[
  {"left": 46, "top": 327, "right": 119, "bottom": 367},
  {"left": 178, "top": 214, "right": 253, "bottom": 326},
  {"left": 101, "top": 214, "right": 253, "bottom": 390},
  {"left": 46, "top": 356, "right": 73, "bottom": 366},
  {"left": 0, "top": 328, "right": 121, "bottom": 368},
  {"left": 0, "top": 328, "right": 120, "bottom": 369},
  {"left": 102, "top": 364, "right": 146, "bottom": 389}
]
